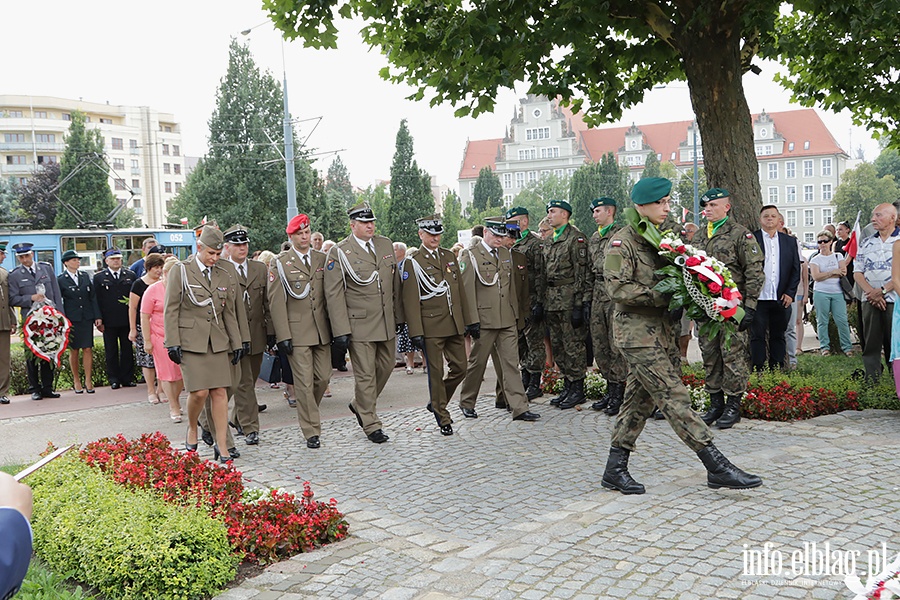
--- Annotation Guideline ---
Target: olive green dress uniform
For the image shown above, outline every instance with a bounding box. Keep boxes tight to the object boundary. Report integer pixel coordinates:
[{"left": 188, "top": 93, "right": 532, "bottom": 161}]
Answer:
[
  {"left": 0, "top": 260, "right": 14, "bottom": 401},
  {"left": 269, "top": 247, "right": 332, "bottom": 440},
  {"left": 692, "top": 216, "right": 764, "bottom": 399},
  {"left": 494, "top": 246, "right": 528, "bottom": 406},
  {"left": 605, "top": 223, "right": 713, "bottom": 453},
  {"left": 513, "top": 229, "right": 546, "bottom": 376},
  {"left": 586, "top": 224, "right": 628, "bottom": 385},
  {"left": 324, "top": 234, "right": 403, "bottom": 435},
  {"left": 403, "top": 244, "right": 472, "bottom": 428},
  {"left": 458, "top": 242, "right": 533, "bottom": 418},
  {"left": 164, "top": 257, "right": 242, "bottom": 392}
]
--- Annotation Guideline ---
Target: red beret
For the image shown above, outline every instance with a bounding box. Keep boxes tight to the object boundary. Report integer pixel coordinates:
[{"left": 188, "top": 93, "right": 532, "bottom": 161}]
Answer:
[{"left": 286, "top": 214, "right": 311, "bottom": 235}]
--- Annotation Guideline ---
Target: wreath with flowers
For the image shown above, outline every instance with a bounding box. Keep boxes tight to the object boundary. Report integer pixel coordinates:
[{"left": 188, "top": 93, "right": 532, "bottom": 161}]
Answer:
[
  {"left": 846, "top": 552, "right": 900, "bottom": 599},
  {"left": 23, "top": 301, "right": 71, "bottom": 368}
]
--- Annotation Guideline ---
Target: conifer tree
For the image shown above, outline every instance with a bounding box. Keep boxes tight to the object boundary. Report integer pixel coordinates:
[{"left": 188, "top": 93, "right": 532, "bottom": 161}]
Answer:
[
  {"left": 387, "top": 119, "right": 434, "bottom": 245},
  {"left": 56, "top": 111, "right": 116, "bottom": 228},
  {"left": 472, "top": 167, "right": 503, "bottom": 212}
]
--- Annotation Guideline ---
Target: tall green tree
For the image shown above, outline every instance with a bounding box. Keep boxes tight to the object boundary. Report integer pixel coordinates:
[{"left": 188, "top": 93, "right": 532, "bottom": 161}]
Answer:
[
  {"left": 357, "top": 183, "right": 391, "bottom": 235},
  {"left": 0, "top": 177, "right": 21, "bottom": 223},
  {"left": 832, "top": 163, "right": 899, "bottom": 224},
  {"left": 513, "top": 173, "right": 571, "bottom": 226},
  {"left": 874, "top": 148, "right": 900, "bottom": 182},
  {"left": 570, "top": 163, "right": 601, "bottom": 231},
  {"left": 269, "top": 0, "right": 900, "bottom": 230},
  {"left": 440, "top": 190, "right": 465, "bottom": 247},
  {"left": 16, "top": 164, "right": 60, "bottom": 228},
  {"left": 319, "top": 156, "right": 355, "bottom": 240},
  {"left": 387, "top": 119, "right": 434, "bottom": 246},
  {"left": 641, "top": 151, "right": 661, "bottom": 178},
  {"left": 56, "top": 111, "right": 116, "bottom": 228},
  {"left": 170, "top": 39, "right": 317, "bottom": 252},
  {"left": 472, "top": 167, "right": 503, "bottom": 212}
]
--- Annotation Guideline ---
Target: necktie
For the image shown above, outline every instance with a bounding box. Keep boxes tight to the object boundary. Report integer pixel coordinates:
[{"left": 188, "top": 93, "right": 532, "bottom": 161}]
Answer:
[
  {"left": 303, "top": 254, "right": 310, "bottom": 269},
  {"left": 367, "top": 242, "right": 377, "bottom": 261},
  {"left": 113, "top": 271, "right": 119, "bottom": 281},
  {"left": 491, "top": 249, "right": 498, "bottom": 261},
  {"left": 29, "top": 267, "right": 35, "bottom": 278},
  {"left": 203, "top": 269, "right": 210, "bottom": 284},
  {"left": 239, "top": 264, "right": 246, "bottom": 281}
]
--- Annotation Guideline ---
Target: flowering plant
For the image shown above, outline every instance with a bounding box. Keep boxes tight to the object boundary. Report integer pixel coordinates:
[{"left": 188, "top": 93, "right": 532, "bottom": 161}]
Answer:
[{"left": 23, "top": 297, "right": 71, "bottom": 367}]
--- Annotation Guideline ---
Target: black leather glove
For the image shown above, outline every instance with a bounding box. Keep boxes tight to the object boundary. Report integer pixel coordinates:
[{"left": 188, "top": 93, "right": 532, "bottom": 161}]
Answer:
[
  {"left": 465, "top": 323, "right": 481, "bottom": 340},
  {"left": 739, "top": 306, "right": 756, "bottom": 332},
  {"left": 570, "top": 306, "right": 584, "bottom": 329},
  {"left": 167, "top": 346, "right": 182, "bottom": 365},
  {"left": 333, "top": 335, "right": 350, "bottom": 354},
  {"left": 530, "top": 303, "right": 544, "bottom": 323},
  {"left": 582, "top": 301, "right": 592, "bottom": 324},
  {"left": 277, "top": 339, "right": 293, "bottom": 355},
  {"left": 669, "top": 307, "right": 684, "bottom": 322},
  {"left": 410, "top": 335, "right": 425, "bottom": 350},
  {"left": 231, "top": 347, "right": 245, "bottom": 365},
  {"left": 266, "top": 334, "right": 276, "bottom": 349},
  {"left": 241, "top": 341, "right": 251, "bottom": 354}
]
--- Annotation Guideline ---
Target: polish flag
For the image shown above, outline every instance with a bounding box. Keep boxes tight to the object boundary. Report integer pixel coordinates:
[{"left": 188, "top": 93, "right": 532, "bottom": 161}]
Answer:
[
  {"left": 844, "top": 212, "right": 861, "bottom": 259},
  {"left": 682, "top": 207, "right": 689, "bottom": 223},
  {"left": 180, "top": 217, "right": 189, "bottom": 226},
  {"left": 200, "top": 215, "right": 208, "bottom": 225}
]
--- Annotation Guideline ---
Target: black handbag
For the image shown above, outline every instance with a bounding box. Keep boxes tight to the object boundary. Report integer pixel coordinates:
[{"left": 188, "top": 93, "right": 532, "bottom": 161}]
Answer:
[{"left": 259, "top": 352, "right": 281, "bottom": 383}]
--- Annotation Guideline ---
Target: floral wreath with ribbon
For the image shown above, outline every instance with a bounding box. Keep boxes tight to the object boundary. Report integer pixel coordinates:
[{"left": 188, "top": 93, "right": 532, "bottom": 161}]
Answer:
[{"left": 22, "top": 284, "right": 71, "bottom": 368}]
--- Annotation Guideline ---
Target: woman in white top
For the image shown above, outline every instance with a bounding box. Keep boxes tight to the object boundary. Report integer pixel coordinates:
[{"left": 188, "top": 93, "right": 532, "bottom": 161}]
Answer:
[{"left": 809, "top": 230, "right": 854, "bottom": 355}]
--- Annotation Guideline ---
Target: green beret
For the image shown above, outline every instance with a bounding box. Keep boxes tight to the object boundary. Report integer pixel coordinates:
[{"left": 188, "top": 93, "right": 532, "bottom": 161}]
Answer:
[
  {"left": 198, "top": 226, "right": 225, "bottom": 251},
  {"left": 546, "top": 199, "right": 572, "bottom": 214},
  {"left": 505, "top": 206, "right": 529, "bottom": 219},
  {"left": 700, "top": 187, "right": 730, "bottom": 207},
  {"left": 631, "top": 177, "right": 672, "bottom": 205},
  {"left": 591, "top": 197, "right": 617, "bottom": 210}
]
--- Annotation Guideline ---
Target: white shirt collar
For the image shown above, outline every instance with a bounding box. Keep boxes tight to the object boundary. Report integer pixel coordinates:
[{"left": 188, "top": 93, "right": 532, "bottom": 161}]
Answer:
[
  {"left": 194, "top": 254, "right": 209, "bottom": 274},
  {"left": 353, "top": 235, "right": 373, "bottom": 252},
  {"left": 481, "top": 240, "right": 496, "bottom": 255},
  {"left": 230, "top": 258, "right": 248, "bottom": 271}
]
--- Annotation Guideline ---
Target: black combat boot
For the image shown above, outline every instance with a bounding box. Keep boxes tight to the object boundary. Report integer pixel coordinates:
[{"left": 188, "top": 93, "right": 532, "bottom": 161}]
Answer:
[
  {"left": 716, "top": 395, "right": 743, "bottom": 429},
  {"left": 652, "top": 407, "right": 665, "bottom": 420},
  {"left": 526, "top": 371, "right": 543, "bottom": 400},
  {"left": 601, "top": 447, "right": 645, "bottom": 495},
  {"left": 604, "top": 382, "right": 625, "bottom": 416},
  {"left": 701, "top": 391, "right": 725, "bottom": 425},
  {"left": 559, "top": 378, "right": 587, "bottom": 409},
  {"left": 696, "top": 443, "right": 762, "bottom": 489},
  {"left": 591, "top": 381, "right": 613, "bottom": 411},
  {"left": 550, "top": 379, "right": 570, "bottom": 406}
]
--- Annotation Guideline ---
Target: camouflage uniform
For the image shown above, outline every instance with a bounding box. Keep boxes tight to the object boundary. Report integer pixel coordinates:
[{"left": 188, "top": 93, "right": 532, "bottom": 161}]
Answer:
[
  {"left": 513, "top": 229, "right": 546, "bottom": 375},
  {"left": 692, "top": 218, "right": 764, "bottom": 397},
  {"left": 586, "top": 225, "right": 627, "bottom": 384},
  {"left": 604, "top": 223, "right": 713, "bottom": 453}
]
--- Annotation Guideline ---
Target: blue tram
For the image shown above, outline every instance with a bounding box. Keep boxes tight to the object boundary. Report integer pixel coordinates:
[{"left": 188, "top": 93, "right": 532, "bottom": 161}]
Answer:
[{"left": 0, "top": 228, "right": 197, "bottom": 276}]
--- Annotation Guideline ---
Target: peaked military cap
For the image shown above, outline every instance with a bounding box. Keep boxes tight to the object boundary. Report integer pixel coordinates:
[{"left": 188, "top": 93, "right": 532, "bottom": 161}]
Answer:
[
  {"left": 104, "top": 248, "right": 123, "bottom": 258},
  {"left": 546, "top": 199, "right": 573, "bottom": 215},
  {"left": 0, "top": 241, "right": 8, "bottom": 252},
  {"left": 11, "top": 242, "right": 33, "bottom": 255},
  {"left": 223, "top": 224, "right": 250, "bottom": 244},
  {"left": 484, "top": 216, "right": 509, "bottom": 237},
  {"left": 416, "top": 214, "right": 443, "bottom": 235},
  {"left": 631, "top": 177, "right": 672, "bottom": 205},
  {"left": 348, "top": 202, "right": 376, "bottom": 222}
]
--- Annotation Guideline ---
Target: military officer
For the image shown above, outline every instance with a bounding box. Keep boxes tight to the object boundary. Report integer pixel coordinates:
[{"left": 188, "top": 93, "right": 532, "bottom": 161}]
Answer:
[
  {"left": 584, "top": 197, "right": 629, "bottom": 414},
  {"left": 692, "top": 188, "right": 763, "bottom": 429},
  {"left": 93, "top": 248, "right": 138, "bottom": 389},
  {"left": 504, "top": 207, "right": 546, "bottom": 399},
  {"left": 165, "top": 226, "right": 243, "bottom": 463},
  {"left": 401, "top": 215, "right": 472, "bottom": 435},
  {"left": 540, "top": 200, "right": 590, "bottom": 409},
  {"left": 324, "top": 202, "right": 403, "bottom": 444},
  {"left": 458, "top": 217, "right": 541, "bottom": 422},
  {"left": 0, "top": 242, "right": 15, "bottom": 404},
  {"left": 491, "top": 220, "right": 528, "bottom": 410},
  {"left": 268, "top": 213, "right": 332, "bottom": 449},
  {"left": 600, "top": 177, "right": 762, "bottom": 494},
  {"left": 224, "top": 224, "right": 272, "bottom": 446},
  {"left": 9, "top": 243, "right": 62, "bottom": 400}
]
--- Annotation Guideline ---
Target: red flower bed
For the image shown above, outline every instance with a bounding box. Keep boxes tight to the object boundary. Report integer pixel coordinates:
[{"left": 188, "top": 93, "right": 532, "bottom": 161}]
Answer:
[
  {"left": 742, "top": 383, "right": 859, "bottom": 421},
  {"left": 541, "top": 366, "right": 562, "bottom": 394},
  {"left": 681, "top": 373, "right": 706, "bottom": 389},
  {"left": 80, "top": 432, "right": 349, "bottom": 564}
]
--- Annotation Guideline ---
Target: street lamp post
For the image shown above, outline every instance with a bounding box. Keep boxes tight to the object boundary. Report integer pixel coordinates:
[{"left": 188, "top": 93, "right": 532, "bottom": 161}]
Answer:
[{"left": 692, "top": 124, "right": 699, "bottom": 226}]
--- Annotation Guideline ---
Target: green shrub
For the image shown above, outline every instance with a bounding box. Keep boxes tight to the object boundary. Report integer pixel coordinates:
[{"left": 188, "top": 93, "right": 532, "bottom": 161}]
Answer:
[
  {"left": 18, "top": 556, "right": 98, "bottom": 600},
  {"left": 28, "top": 456, "right": 238, "bottom": 600},
  {"left": 11, "top": 340, "right": 143, "bottom": 395}
]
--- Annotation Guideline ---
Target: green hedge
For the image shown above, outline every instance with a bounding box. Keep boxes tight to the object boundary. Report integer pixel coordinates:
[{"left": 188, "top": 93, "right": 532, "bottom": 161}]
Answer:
[
  {"left": 10, "top": 340, "right": 143, "bottom": 396},
  {"left": 28, "top": 456, "right": 238, "bottom": 600}
]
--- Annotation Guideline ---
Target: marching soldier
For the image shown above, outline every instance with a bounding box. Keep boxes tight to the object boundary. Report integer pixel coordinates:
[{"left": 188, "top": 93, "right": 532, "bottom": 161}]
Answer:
[
  {"left": 268, "top": 213, "right": 332, "bottom": 449},
  {"left": 692, "top": 188, "right": 763, "bottom": 429},
  {"left": 324, "top": 202, "right": 403, "bottom": 444},
  {"left": 504, "top": 207, "right": 546, "bottom": 399},
  {"left": 224, "top": 224, "right": 272, "bottom": 446},
  {"left": 458, "top": 217, "right": 541, "bottom": 422},
  {"left": 402, "top": 215, "right": 473, "bottom": 435},
  {"left": 93, "top": 248, "right": 137, "bottom": 389},
  {"left": 585, "top": 197, "right": 628, "bottom": 414},
  {"left": 600, "top": 177, "right": 761, "bottom": 494},
  {"left": 165, "top": 226, "right": 243, "bottom": 463},
  {"left": 9, "top": 243, "right": 62, "bottom": 400},
  {"left": 541, "top": 200, "right": 590, "bottom": 409},
  {"left": 0, "top": 242, "right": 13, "bottom": 405},
  {"left": 491, "top": 220, "right": 528, "bottom": 410}
]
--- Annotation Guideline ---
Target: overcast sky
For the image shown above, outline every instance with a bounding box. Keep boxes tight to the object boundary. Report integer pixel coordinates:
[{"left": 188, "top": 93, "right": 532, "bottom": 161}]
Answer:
[{"left": 4, "top": 1, "right": 878, "bottom": 190}]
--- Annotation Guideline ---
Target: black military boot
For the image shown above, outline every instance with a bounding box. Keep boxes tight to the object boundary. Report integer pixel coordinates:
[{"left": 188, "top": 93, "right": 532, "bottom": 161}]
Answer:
[
  {"left": 525, "top": 371, "right": 543, "bottom": 400},
  {"left": 716, "top": 395, "right": 743, "bottom": 429},
  {"left": 696, "top": 443, "right": 762, "bottom": 489},
  {"left": 591, "top": 381, "right": 613, "bottom": 411},
  {"left": 604, "top": 382, "right": 625, "bottom": 416},
  {"left": 701, "top": 391, "right": 725, "bottom": 425},
  {"left": 601, "top": 447, "right": 645, "bottom": 495},
  {"left": 559, "top": 378, "right": 586, "bottom": 409},
  {"left": 550, "top": 379, "right": 570, "bottom": 406}
]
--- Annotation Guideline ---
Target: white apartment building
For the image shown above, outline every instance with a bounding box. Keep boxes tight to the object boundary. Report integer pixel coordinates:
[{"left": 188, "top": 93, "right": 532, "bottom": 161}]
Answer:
[
  {"left": 458, "top": 95, "right": 849, "bottom": 243},
  {"left": 0, "top": 95, "right": 185, "bottom": 228}
]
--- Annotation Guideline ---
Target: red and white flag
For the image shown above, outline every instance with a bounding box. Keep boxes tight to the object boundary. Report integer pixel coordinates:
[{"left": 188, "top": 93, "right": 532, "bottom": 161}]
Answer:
[
  {"left": 200, "top": 215, "right": 208, "bottom": 225},
  {"left": 844, "top": 211, "right": 861, "bottom": 259},
  {"left": 180, "top": 217, "right": 189, "bottom": 226},
  {"left": 682, "top": 207, "right": 689, "bottom": 223}
]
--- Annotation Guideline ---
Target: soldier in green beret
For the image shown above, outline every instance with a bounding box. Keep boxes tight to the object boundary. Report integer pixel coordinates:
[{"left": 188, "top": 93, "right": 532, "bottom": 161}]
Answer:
[
  {"left": 540, "top": 199, "right": 590, "bottom": 409},
  {"left": 600, "top": 177, "right": 762, "bottom": 494}
]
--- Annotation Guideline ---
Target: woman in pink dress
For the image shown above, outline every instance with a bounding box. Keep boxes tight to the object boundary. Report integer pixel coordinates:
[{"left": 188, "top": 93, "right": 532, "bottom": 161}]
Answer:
[{"left": 141, "top": 257, "right": 183, "bottom": 422}]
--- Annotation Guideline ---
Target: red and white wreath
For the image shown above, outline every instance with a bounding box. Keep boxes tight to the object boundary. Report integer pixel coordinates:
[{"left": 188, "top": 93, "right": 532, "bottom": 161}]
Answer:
[{"left": 23, "top": 303, "right": 71, "bottom": 367}]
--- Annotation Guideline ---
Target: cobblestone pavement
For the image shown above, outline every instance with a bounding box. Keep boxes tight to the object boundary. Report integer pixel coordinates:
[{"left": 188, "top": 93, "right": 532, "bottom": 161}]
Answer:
[{"left": 215, "top": 394, "right": 900, "bottom": 600}]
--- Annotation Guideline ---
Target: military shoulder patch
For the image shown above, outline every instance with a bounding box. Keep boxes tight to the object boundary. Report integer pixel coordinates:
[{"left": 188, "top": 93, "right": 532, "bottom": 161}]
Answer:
[
  {"left": 327, "top": 261, "right": 335, "bottom": 270},
  {"left": 576, "top": 237, "right": 585, "bottom": 243},
  {"left": 268, "top": 271, "right": 276, "bottom": 282},
  {"left": 745, "top": 233, "right": 754, "bottom": 239},
  {"left": 611, "top": 240, "right": 622, "bottom": 247},
  {"left": 460, "top": 262, "right": 466, "bottom": 272},
  {"left": 402, "top": 271, "right": 409, "bottom": 280}
]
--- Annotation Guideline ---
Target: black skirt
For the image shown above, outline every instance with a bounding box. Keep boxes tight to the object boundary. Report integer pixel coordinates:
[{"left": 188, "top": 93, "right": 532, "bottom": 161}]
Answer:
[{"left": 68, "top": 319, "right": 95, "bottom": 350}]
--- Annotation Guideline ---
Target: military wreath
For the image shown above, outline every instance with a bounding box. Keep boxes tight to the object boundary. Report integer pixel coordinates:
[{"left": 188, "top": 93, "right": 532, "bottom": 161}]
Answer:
[{"left": 23, "top": 300, "right": 71, "bottom": 368}]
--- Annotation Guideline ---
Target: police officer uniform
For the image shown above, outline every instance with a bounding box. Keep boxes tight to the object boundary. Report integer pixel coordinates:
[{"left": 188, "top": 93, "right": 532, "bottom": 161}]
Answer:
[
  {"left": 401, "top": 215, "right": 472, "bottom": 435},
  {"left": 458, "top": 217, "right": 540, "bottom": 422},
  {"left": 8, "top": 243, "right": 62, "bottom": 399},
  {"left": 324, "top": 202, "right": 403, "bottom": 443},
  {"left": 268, "top": 214, "right": 332, "bottom": 449},
  {"left": 93, "top": 249, "right": 137, "bottom": 388},
  {"left": 0, "top": 242, "right": 15, "bottom": 404},
  {"left": 57, "top": 249, "right": 101, "bottom": 351}
]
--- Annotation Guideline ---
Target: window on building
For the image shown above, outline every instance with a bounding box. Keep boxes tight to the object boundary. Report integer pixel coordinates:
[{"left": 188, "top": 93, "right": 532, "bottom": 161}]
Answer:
[
  {"left": 517, "top": 148, "right": 536, "bottom": 160},
  {"left": 804, "top": 141, "right": 810, "bottom": 150},
  {"left": 6, "top": 155, "right": 26, "bottom": 165},
  {"left": 804, "top": 232, "right": 815, "bottom": 243},
  {"left": 540, "top": 147, "right": 559, "bottom": 159},
  {"left": 802, "top": 160, "right": 813, "bottom": 177},
  {"left": 503, "top": 173, "right": 512, "bottom": 189},
  {"left": 16, "top": 177, "right": 26, "bottom": 185},
  {"left": 504, "top": 194, "right": 513, "bottom": 205},
  {"left": 163, "top": 163, "right": 171, "bottom": 174},
  {"left": 173, "top": 163, "right": 181, "bottom": 175},
  {"left": 670, "top": 152, "right": 676, "bottom": 161},
  {"left": 516, "top": 172, "right": 524, "bottom": 188},
  {"left": 37, "top": 155, "right": 57, "bottom": 165},
  {"left": 768, "top": 163, "right": 778, "bottom": 180},
  {"left": 133, "top": 198, "right": 141, "bottom": 209},
  {"left": 62, "top": 113, "right": 71, "bottom": 121},
  {"left": 554, "top": 169, "right": 564, "bottom": 178},
  {"left": 786, "top": 186, "right": 797, "bottom": 203},
  {"left": 112, "top": 158, "right": 125, "bottom": 170},
  {"left": 175, "top": 182, "right": 182, "bottom": 192},
  {"left": 527, "top": 171, "right": 536, "bottom": 183},
  {"left": 786, "top": 210, "right": 797, "bottom": 227},
  {"left": 785, "top": 161, "right": 796, "bottom": 178},
  {"left": 540, "top": 170, "right": 550, "bottom": 180},
  {"left": 111, "top": 138, "right": 123, "bottom": 150},
  {"left": 525, "top": 127, "right": 551, "bottom": 141},
  {"left": 99, "top": 118, "right": 112, "bottom": 125},
  {"left": 35, "top": 133, "right": 55, "bottom": 143},
  {"left": 821, "top": 158, "right": 832, "bottom": 177},
  {"left": 768, "top": 187, "right": 779, "bottom": 203},
  {"left": 567, "top": 168, "right": 577, "bottom": 176},
  {"left": 132, "top": 179, "right": 140, "bottom": 188},
  {"left": 131, "top": 159, "right": 139, "bottom": 169},
  {"left": 162, "top": 144, "right": 170, "bottom": 156},
  {"left": 173, "top": 145, "right": 180, "bottom": 156},
  {"left": 3, "top": 133, "right": 24, "bottom": 143},
  {"left": 115, "top": 178, "right": 126, "bottom": 191},
  {"left": 804, "top": 209, "right": 814, "bottom": 227},
  {"left": 788, "top": 142, "right": 794, "bottom": 152},
  {"left": 803, "top": 184, "right": 814, "bottom": 202},
  {"left": 469, "top": 182, "right": 476, "bottom": 196},
  {"left": 822, "top": 208, "right": 833, "bottom": 225},
  {"left": 822, "top": 183, "right": 833, "bottom": 201},
  {"left": 164, "top": 182, "right": 172, "bottom": 193},
  {"left": 129, "top": 139, "right": 138, "bottom": 149},
  {"left": 7, "top": 111, "right": 23, "bottom": 118},
  {"left": 164, "top": 126, "right": 172, "bottom": 133}
]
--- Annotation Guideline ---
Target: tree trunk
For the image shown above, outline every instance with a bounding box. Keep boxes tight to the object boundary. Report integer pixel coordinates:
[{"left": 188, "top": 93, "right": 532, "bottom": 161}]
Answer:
[{"left": 676, "top": 17, "right": 762, "bottom": 231}]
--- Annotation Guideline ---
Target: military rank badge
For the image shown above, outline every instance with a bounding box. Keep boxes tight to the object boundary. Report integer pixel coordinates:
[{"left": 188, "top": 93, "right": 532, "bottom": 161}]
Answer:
[
  {"left": 269, "top": 271, "right": 276, "bottom": 282},
  {"left": 327, "top": 261, "right": 335, "bottom": 270},
  {"left": 402, "top": 271, "right": 409, "bottom": 280}
]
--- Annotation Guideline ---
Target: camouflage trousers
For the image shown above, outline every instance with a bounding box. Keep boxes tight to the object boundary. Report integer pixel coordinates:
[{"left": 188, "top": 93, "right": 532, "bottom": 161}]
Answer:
[
  {"left": 590, "top": 299, "right": 627, "bottom": 383},
  {"left": 698, "top": 328, "right": 751, "bottom": 397},
  {"left": 518, "top": 319, "right": 546, "bottom": 374},
  {"left": 546, "top": 310, "right": 587, "bottom": 380}
]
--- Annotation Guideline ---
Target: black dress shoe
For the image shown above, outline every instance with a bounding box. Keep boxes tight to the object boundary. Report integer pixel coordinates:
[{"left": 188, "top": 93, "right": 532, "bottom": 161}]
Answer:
[
  {"left": 512, "top": 411, "right": 541, "bottom": 421},
  {"left": 229, "top": 421, "right": 245, "bottom": 436},
  {"left": 307, "top": 436, "right": 321, "bottom": 449},
  {"left": 426, "top": 402, "right": 433, "bottom": 413},
  {"left": 245, "top": 431, "right": 259, "bottom": 445},
  {"left": 123, "top": 382, "right": 137, "bottom": 387},
  {"left": 74, "top": 389, "right": 84, "bottom": 394},
  {"left": 440, "top": 424, "right": 453, "bottom": 436},
  {"left": 337, "top": 365, "right": 348, "bottom": 372},
  {"left": 367, "top": 429, "right": 390, "bottom": 443},
  {"left": 42, "top": 391, "right": 61, "bottom": 399},
  {"left": 227, "top": 447, "right": 241, "bottom": 459},
  {"left": 0, "top": 396, "right": 9, "bottom": 404},
  {"left": 460, "top": 407, "right": 478, "bottom": 419},
  {"left": 31, "top": 392, "right": 42, "bottom": 401},
  {"left": 495, "top": 400, "right": 509, "bottom": 409},
  {"left": 348, "top": 403, "right": 364, "bottom": 428},
  {"left": 111, "top": 382, "right": 121, "bottom": 390},
  {"left": 257, "top": 404, "right": 267, "bottom": 413},
  {"left": 200, "top": 426, "right": 214, "bottom": 447}
]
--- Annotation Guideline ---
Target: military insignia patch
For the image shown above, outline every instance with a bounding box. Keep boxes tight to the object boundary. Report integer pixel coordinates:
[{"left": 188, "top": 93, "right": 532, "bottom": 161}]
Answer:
[
  {"left": 611, "top": 240, "right": 622, "bottom": 247},
  {"left": 460, "top": 262, "right": 466, "bottom": 272},
  {"left": 402, "top": 271, "right": 409, "bottom": 280},
  {"left": 745, "top": 233, "right": 753, "bottom": 239},
  {"left": 577, "top": 237, "right": 585, "bottom": 243},
  {"left": 269, "top": 271, "right": 276, "bottom": 282},
  {"left": 327, "top": 261, "right": 335, "bottom": 270}
]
